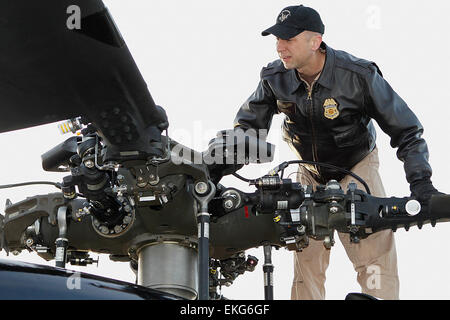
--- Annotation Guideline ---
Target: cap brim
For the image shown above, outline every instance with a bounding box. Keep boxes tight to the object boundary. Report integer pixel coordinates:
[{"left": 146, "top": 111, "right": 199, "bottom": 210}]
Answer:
[{"left": 261, "top": 24, "right": 303, "bottom": 39}]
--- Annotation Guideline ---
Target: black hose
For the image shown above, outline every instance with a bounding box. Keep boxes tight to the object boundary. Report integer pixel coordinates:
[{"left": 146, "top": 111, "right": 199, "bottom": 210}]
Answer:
[
  {"left": 232, "top": 172, "right": 253, "bottom": 183},
  {"left": 286, "top": 160, "right": 371, "bottom": 194},
  {"left": 232, "top": 160, "right": 371, "bottom": 194}
]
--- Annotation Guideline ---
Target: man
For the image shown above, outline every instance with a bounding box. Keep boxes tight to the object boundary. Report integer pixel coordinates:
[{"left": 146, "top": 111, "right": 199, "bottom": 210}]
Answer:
[{"left": 233, "top": 5, "right": 441, "bottom": 300}]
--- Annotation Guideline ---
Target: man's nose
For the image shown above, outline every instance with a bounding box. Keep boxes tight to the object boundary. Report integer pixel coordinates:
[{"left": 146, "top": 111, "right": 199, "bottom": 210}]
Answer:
[{"left": 276, "top": 39, "right": 287, "bottom": 52}]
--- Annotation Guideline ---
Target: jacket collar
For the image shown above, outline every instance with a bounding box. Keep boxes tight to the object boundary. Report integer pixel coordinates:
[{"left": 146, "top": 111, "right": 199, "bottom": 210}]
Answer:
[
  {"left": 316, "top": 42, "right": 334, "bottom": 89},
  {"left": 288, "top": 41, "right": 335, "bottom": 94}
]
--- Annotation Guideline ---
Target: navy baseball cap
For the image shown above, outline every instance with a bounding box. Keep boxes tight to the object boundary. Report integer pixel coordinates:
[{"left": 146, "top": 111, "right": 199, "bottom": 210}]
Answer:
[{"left": 262, "top": 5, "right": 325, "bottom": 40}]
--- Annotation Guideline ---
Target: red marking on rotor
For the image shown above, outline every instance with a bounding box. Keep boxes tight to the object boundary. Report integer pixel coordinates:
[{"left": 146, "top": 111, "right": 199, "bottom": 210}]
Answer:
[{"left": 244, "top": 206, "right": 249, "bottom": 218}]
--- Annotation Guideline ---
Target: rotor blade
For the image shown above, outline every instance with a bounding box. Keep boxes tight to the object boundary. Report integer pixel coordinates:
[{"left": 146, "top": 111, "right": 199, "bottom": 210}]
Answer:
[{"left": 0, "top": 0, "right": 167, "bottom": 157}]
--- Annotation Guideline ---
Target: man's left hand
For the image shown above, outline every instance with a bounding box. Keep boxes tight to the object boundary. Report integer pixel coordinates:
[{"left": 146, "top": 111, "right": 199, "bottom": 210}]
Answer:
[{"left": 410, "top": 177, "right": 444, "bottom": 204}]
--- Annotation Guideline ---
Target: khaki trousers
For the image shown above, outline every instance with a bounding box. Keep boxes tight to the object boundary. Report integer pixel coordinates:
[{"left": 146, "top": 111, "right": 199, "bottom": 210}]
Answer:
[{"left": 291, "top": 148, "right": 400, "bottom": 300}]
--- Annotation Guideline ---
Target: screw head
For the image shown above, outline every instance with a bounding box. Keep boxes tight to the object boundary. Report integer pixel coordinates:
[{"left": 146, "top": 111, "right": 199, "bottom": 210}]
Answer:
[
  {"left": 194, "top": 182, "right": 208, "bottom": 195},
  {"left": 224, "top": 199, "right": 234, "bottom": 209},
  {"left": 123, "top": 215, "right": 132, "bottom": 224},
  {"left": 99, "top": 226, "right": 109, "bottom": 234},
  {"left": 84, "top": 159, "right": 95, "bottom": 168},
  {"left": 296, "top": 225, "right": 306, "bottom": 234},
  {"left": 329, "top": 206, "right": 339, "bottom": 214}
]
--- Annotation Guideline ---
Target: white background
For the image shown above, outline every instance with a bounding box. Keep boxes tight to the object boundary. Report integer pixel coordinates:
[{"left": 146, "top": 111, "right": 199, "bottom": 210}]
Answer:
[{"left": 1, "top": 0, "right": 449, "bottom": 300}]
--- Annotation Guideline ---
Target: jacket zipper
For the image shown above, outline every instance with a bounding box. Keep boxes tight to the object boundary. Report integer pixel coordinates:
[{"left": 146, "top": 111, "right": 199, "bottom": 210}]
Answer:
[{"left": 307, "top": 86, "right": 320, "bottom": 176}]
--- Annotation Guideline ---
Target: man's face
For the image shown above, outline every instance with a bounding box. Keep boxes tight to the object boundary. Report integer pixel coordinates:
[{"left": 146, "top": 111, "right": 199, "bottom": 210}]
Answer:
[{"left": 276, "top": 31, "right": 317, "bottom": 70}]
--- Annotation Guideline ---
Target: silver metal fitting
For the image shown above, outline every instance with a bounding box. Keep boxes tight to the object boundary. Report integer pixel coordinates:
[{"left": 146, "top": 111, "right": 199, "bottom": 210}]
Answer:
[
  {"left": 84, "top": 159, "right": 95, "bottom": 168},
  {"left": 329, "top": 206, "right": 339, "bottom": 214},
  {"left": 194, "top": 181, "right": 209, "bottom": 195},
  {"left": 99, "top": 225, "right": 109, "bottom": 234},
  {"left": 323, "top": 236, "right": 335, "bottom": 249},
  {"left": 224, "top": 199, "right": 234, "bottom": 209},
  {"left": 296, "top": 225, "right": 306, "bottom": 234},
  {"left": 25, "top": 238, "right": 34, "bottom": 247}
]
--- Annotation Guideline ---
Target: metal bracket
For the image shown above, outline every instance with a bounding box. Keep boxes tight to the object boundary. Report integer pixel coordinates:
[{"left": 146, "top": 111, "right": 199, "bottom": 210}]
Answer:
[
  {"left": 134, "top": 164, "right": 159, "bottom": 188},
  {"left": 348, "top": 182, "right": 360, "bottom": 243},
  {"left": 191, "top": 181, "right": 216, "bottom": 300},
  {"left": 263, "top": 244, "right": 274, "bottom": 300},
  {"left": 55, "top": 206, "right": 68, "bottom": 268}
]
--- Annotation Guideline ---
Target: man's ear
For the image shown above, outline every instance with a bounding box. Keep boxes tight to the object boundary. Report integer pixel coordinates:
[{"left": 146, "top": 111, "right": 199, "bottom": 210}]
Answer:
[{"left": 311, "top": 35, "right": 322, "bottom": 51}]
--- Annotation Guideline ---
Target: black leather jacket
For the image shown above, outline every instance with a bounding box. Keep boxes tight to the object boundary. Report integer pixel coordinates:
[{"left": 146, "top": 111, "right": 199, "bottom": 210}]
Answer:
[{"left": 234, "top": 42, "right": 432, "bottom": 185}]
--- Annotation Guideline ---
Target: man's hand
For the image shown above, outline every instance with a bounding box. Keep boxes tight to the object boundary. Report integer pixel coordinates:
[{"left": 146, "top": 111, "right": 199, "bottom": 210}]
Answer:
[
  {"left": 203, "top": 129, "right": 275, "bottom": 183},
  {"left": 410, "top": 177, "right": 443, "bottom": 204}
]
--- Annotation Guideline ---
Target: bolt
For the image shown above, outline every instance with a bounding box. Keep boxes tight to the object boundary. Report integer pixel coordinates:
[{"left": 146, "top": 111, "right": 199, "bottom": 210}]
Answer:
[
  {"left": 350, "top": 235, "right": 360, "bottom": 243},
  {"left": 12, "top": 250, "right": 20, "bottom": 256},
  {"left": 326, "top": 180, "right": 341, "bottom": 190},
  {"left": 123, "top": 215, "right": 132, "bottom": 224},
  {"left": 84, "top": 159, "right": 95, "bottom": 168},
  {"left": 149, "top": 175, "right": 160, "bottom": 186},
  {"left": 136, "top": 177, "right": 147, "bottom": 188},
  {"left": 194, "top": 181, "right": 208, "bottom": 195},
  {"left": 329, "top": 206, "right": 339, "bottom": 214},
  {"left": 114, "top": 186, "right": 128, "bottom": 194},
  {"left": 296, "top": 225, "right": 306, "bottom": 234},
  {"left": 224, "top": 199, "right": 234, "bottom": 209},
  {"left": 26, "top": 238, "right": 34, "bottom": 247},
  {"left": 99, "top": 226, "right": 109, "bottom": 234},
  {"left": 349, "top": 226, "right": 359, "bottom": 233},
  {"left": 114, "top": 225, "right": 123, "bottom": 234},
  {"left": 323, "top": 236, "right": 334, "bottom": 249}
]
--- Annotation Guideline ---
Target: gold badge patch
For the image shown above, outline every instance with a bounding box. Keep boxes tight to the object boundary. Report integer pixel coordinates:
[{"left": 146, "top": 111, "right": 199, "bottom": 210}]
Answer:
[{"left": 323, "top": 98, "right": 339, "bottom": 120}]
